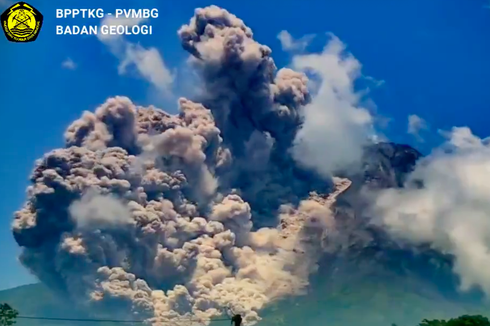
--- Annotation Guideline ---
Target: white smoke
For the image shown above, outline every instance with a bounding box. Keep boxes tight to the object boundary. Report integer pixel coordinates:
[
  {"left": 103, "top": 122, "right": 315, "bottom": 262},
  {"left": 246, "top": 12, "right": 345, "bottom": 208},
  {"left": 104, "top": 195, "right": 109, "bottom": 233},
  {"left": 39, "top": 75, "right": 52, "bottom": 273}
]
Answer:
[
  {"left": 407, "top": 114, "right": 429, "bottom": 142},
  {"left": 277, "top": 30, "right": 315, "bottom": 52},
  {"left": 97, "top": 16, "right": 174, "bottom": 94},
  {"left": 371, "top": 126, "right": 490, "bottom": 295},
  {"left": 291, "top": 34, "right": 375, "bottom": 178},
  {"left": 70, "top": 191, "right": 134, "bottom": 229}
]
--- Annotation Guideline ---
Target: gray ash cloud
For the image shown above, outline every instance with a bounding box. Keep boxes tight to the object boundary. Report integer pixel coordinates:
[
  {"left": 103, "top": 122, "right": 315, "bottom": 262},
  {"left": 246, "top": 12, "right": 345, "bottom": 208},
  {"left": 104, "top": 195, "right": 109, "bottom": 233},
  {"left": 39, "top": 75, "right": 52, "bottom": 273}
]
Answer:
[{"left": 11, "top": 6, "right": 349, "bottom": 326}]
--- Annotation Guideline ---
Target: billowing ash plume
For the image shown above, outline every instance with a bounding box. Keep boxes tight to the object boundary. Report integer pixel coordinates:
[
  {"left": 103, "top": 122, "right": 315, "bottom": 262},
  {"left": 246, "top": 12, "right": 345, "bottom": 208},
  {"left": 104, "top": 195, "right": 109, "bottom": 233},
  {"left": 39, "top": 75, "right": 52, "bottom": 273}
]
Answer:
[{"left": 12, "top": 6, "right": 356, "bottom": 326}]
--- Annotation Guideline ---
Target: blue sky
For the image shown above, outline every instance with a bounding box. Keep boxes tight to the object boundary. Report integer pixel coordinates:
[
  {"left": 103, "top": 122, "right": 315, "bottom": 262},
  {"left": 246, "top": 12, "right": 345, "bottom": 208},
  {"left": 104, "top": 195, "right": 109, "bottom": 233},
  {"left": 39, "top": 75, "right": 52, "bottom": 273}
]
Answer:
[{"left": 0, "top": 0, "right": 489, "bottom": 290}]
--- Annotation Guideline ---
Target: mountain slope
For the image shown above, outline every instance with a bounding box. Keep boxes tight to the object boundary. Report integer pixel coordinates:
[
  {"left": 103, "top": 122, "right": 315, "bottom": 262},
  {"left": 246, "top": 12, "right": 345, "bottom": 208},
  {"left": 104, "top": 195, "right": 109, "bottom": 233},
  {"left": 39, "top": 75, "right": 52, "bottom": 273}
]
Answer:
[
  {"left": 260, "top": 270, "right": 490, "bottom": 326},
  {"left": 3, "top": 143, "right": 489, "bottom": 326},
  {"left": 257, "top": 142, "right": 490, "bottom": 326},
  {"left": 0, "top": 283, "right": 128, "bottom": 326},
  {"left": 2, "top": 279, "right": 487, "bottom": 326},
  {"left": 0, "top": 283, "right": 69, "bottom": 316}
]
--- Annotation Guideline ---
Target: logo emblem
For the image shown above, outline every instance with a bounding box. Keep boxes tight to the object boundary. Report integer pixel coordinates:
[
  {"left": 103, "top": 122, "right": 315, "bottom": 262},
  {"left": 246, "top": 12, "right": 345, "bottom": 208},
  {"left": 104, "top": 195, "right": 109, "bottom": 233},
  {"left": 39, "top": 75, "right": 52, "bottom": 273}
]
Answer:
[{"left": 1, "top": 2, "right": 43, "bottom": 43}]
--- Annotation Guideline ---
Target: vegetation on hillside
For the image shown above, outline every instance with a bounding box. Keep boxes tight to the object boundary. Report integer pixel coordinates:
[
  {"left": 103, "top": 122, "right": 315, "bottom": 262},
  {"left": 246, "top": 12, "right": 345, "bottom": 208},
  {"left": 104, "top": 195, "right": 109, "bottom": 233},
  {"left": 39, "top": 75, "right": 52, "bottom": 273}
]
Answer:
[
  {"left": 0, "top": 303, "right": 18, "bottom": 326},
  {"left": 0, "top": 298, "right": 489, "bottom": 326},
  {"left": 0, "top": 284, "right": 126, "bottom": 326},
  {"left": 1, "top": 283, "right": 489, "bottom": 326},
  {"left": 418, "top": 315, "right": 490, "bottom": 326}
]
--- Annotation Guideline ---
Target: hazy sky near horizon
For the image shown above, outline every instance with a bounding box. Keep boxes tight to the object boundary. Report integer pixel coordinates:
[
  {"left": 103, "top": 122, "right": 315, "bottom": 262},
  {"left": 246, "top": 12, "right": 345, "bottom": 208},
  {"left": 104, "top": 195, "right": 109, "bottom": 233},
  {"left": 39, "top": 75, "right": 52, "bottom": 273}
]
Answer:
[{"left": 0, "top": 0, "right": 489, "bottom": 290}]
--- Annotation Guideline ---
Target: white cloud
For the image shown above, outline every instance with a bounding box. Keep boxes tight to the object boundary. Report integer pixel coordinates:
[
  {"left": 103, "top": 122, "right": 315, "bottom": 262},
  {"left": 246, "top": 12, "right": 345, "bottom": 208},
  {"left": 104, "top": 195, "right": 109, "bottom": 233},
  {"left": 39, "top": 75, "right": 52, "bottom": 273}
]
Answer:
[
  {"left": 61, "top": 57, "right": 77, "bottom": 70},
  {"left": 277, "top": 30, "right": 315, "bottom": 52},
  {"left": 97, "top": 16, "right": 147, "bottom": 43},
  {"left": 407, "top": 114, "right": 428, "bottom": 141},
  {"left": 118, "top": 44, "right": 173, "bottom": 92},
  {"left": 97, "top": 16, "right": 174, "bottom": 94},
  {"left": 290, "top": 34, "right": 375, "bottom": 178},
  {"left": 69, "top": 191, "right": 134, "bottom": 229},
  {"left": 371, "top": 126, "right": 490, "bottom": 295}
]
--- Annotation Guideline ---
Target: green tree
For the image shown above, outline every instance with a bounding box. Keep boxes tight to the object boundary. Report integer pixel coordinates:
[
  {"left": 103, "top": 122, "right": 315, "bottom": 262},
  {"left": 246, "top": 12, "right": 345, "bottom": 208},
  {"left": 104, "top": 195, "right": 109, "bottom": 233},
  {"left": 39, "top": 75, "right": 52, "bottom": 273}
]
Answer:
[
  {"left": 446, "top": 315, "right": 490, "bottom": 326},
  {"left": 419, "top": 318, "right": 447, "bottom": 326},
  {"left": 0, "top": 303, "right": 18, "bottom": 326},
  {"left": 418, "top": 315, "right": 490, "bottom": 326}
]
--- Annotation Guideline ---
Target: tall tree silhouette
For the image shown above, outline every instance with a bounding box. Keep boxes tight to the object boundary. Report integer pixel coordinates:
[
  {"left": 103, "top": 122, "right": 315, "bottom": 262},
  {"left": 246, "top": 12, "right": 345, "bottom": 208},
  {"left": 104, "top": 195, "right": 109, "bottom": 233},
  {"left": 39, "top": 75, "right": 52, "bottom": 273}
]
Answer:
[{"left": 0, "top": 304, "right": 18, "bottom": 326}]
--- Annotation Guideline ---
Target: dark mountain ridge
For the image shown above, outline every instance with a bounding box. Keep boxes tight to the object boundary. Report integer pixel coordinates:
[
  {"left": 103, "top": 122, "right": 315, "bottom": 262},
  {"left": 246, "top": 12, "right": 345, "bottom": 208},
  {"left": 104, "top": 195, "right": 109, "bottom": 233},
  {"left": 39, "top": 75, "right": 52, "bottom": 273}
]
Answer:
[{"left": 327, "top": 142, "right": 485, "bottom": 306}]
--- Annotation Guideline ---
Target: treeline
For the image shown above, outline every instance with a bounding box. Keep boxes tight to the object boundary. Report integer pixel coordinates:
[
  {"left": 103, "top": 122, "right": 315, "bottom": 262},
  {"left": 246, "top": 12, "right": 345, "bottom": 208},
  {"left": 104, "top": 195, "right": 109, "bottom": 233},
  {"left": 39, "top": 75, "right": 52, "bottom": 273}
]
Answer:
[
  {"left": 394, "top": 315, "right": 490, "bottom": 326},
  {"left": 417, "top": 315, "right": 490, "bottom": 326}
]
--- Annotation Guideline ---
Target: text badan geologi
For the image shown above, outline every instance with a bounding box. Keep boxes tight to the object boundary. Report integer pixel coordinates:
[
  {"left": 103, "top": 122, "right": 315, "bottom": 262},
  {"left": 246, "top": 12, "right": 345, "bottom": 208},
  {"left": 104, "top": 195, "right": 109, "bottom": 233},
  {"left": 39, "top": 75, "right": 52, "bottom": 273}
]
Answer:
[{"left": 55, "top": 8, "right": 158, "bottom": 35}]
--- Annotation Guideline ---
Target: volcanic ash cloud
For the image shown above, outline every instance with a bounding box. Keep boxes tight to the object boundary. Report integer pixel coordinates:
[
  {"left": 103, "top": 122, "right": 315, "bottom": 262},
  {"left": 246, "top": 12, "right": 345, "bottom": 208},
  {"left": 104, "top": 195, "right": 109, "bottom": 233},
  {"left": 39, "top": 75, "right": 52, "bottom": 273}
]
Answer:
[{"left": 12, "top": 6, "right": 353, "bottom": 326}]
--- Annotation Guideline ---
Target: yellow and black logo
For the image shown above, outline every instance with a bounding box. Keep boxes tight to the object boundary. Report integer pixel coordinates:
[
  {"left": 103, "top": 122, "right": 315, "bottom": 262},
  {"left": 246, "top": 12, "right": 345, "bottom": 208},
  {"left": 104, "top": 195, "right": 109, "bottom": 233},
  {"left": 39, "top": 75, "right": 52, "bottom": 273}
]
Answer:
[{"left": 1, "top": 2, "right": 43, "bottom": 43}]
